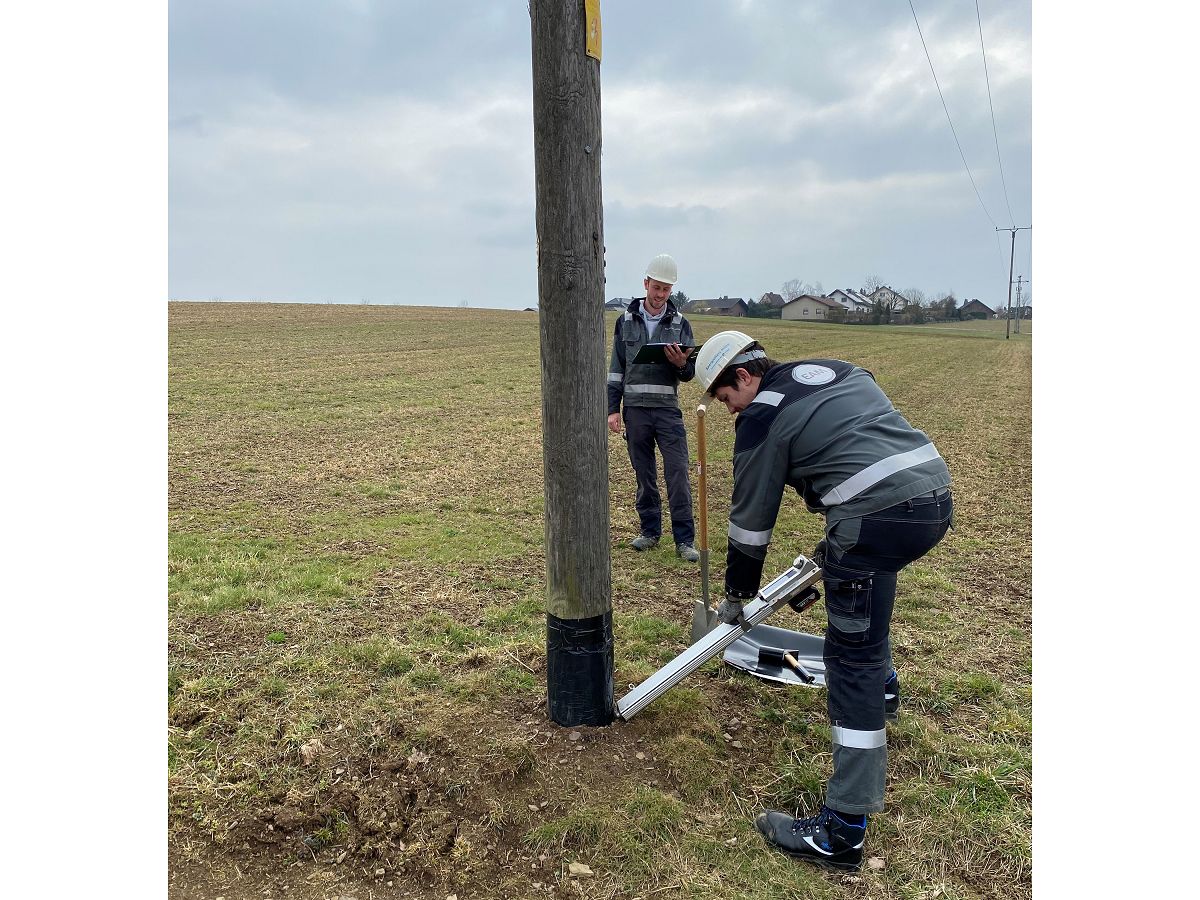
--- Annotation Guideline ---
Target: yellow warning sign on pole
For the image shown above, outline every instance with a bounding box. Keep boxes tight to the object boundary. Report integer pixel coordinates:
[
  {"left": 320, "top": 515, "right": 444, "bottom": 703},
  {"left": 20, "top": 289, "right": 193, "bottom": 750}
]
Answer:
[{"left": 585, "top": 0, "right": 602, "bottom": 61}]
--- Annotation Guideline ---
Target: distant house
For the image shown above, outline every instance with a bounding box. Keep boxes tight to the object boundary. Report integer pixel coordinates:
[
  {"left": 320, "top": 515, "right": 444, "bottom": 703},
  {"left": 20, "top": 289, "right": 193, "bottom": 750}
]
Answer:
[
  {"left": 781, "top": 295, "right": 843, "bottom": 321},
  {"left": 758, "top": 292, "right": 785, "bottom": 309},
  {"left": 688, "top": 296, "right": 748, "bottom": 317},
  {"left": 604, "top": 297, "right": 632, "bottom": 311},
  {"left": 523, "top": 307, "right": 538, "bottom": 312},
  {"left": 827, "top": 289, "right": 872, "bottom": 315},
  {"left": 867, "top": 286, "right": 904, "bottom": 309},
  {"left": 959, "top": 299, "right": 993, "bottom": 319}
]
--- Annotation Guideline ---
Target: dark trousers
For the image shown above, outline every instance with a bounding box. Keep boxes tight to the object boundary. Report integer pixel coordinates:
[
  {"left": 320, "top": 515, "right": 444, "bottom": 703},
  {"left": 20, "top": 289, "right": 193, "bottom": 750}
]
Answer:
[
  {"left": 622, "top": 405, "right": 695, "bottom": 546},
  {"left": 820, "top": 489, "right": 953, "bottom": 814}
]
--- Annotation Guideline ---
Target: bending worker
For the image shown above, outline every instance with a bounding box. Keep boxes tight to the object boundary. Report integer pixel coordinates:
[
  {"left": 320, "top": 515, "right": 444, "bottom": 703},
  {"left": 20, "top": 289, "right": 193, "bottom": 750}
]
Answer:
[
  {"left": 606, "top": 253, "right": 700, "bottom": 563},
  {"left": 695, "top": 330, "right": 952, "bottom": 871}
]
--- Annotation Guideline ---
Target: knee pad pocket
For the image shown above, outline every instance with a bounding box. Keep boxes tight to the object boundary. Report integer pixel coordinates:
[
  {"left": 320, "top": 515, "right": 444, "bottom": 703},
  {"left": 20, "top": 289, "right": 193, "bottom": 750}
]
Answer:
[{"left": 825, "top": 575, "right": 873, "bottom": 643}]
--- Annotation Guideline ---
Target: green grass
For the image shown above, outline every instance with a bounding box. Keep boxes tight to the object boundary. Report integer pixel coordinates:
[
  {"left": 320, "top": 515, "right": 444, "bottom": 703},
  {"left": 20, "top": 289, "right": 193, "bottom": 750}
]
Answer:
[{"left": 169, "top": 302, "right": 1031, "bottom": 900}]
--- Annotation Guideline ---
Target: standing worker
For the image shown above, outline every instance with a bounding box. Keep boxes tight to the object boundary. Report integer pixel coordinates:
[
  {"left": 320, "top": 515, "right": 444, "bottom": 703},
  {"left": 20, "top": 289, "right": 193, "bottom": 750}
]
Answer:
[
  {"left": 695, "top": 330, "right": 952, "bottom": 871},
  {"left": 606, "top": 253, "right": 700, "bottom": 563}
]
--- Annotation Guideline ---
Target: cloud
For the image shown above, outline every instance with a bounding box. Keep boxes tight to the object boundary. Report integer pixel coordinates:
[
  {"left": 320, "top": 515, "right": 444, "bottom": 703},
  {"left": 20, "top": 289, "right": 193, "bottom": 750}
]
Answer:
[
  {"left": 169, "top": 0, "right": 1031, "bottom": 309},
  {"left": 172, "top": 84, "right": 533, "bottom": 217}
]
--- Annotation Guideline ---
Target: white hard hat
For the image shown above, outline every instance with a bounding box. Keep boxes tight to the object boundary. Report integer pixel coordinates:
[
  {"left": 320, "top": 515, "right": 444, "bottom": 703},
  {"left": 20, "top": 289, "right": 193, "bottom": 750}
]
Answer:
[
  {"left": 695, "top": 330, "right": 764, "bottom": 391},
  {"left": 644, "top": 253, "right": 678, "bottom": 285}
]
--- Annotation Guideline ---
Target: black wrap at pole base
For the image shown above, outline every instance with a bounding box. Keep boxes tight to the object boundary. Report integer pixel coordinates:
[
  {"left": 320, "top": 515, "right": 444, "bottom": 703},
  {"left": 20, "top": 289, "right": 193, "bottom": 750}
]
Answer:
[{"left": 546, "top": 611, "right": 614, "bottom": 726}]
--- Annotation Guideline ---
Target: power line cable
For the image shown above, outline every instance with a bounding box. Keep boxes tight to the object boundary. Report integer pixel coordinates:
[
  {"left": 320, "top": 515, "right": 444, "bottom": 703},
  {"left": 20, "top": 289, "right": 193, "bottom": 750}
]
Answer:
[
  {"left": 1023, "top": 229, "right": 1032, "bottom": 305},
  {"left": 976, "top": 0, "right": 1015, "bottom": 227},
  {"left": 994, "top": 229, "right": 1008, "bottom": 281},
  {"left": 907, "top": 0, "right": 998, "bottom": 230}
]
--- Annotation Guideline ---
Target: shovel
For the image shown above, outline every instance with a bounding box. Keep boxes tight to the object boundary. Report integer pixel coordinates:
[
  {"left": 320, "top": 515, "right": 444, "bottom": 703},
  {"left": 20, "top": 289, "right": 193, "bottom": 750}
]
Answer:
[{"left": 690, "top": 404, "right": 717, "bottom": 642}]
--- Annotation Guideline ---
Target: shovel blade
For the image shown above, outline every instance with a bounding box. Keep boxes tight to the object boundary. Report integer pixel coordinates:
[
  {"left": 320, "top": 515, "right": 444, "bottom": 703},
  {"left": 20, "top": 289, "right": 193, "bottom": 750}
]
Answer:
[
  {"left": 690, "top": 599, "right": 716, "bottom": 643},
  {"left": 690, "top": 547, "right": 714, "bottom": 642}
]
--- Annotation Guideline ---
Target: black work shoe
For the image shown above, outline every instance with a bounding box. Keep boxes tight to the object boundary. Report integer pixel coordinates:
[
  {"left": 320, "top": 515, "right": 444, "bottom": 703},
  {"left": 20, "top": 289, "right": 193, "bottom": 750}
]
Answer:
[
  {"left": 755, "top": 806, "right": 866, "bottom": 871},
  {"left": 884, "top": 670, "right": 900, "bottom": 721},
  {"left": 676, "top": 543, "right": 700, "bottom": 562},
  {"left": 630, "top": 534, "right": 659, "bottom": 551}
]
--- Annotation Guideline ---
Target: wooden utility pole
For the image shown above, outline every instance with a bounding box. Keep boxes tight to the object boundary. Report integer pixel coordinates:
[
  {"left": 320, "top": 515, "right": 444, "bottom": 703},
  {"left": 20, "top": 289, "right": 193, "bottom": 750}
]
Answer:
[
  {"left": 530, "top": 0, "right": 613, "bottom": 726},
  {"left": 997, "top": 225, "right": 1030, "bottom": 340}
]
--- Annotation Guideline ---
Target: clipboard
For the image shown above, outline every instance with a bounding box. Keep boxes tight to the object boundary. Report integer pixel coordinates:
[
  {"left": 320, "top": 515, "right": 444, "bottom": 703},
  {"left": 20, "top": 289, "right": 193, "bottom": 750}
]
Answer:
[{"left": 632, "top": 343, "right": 700, "bottom": 365}]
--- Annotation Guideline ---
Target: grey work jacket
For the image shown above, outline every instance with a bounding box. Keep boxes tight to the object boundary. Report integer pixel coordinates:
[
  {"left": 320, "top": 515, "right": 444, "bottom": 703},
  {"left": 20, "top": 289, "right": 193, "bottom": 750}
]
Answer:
[
  {"left": 606, "top": 298, "right": 697, "bottom": 413},
  {"left": 724, "top": 360, "right": 952, "bottom": 597}
]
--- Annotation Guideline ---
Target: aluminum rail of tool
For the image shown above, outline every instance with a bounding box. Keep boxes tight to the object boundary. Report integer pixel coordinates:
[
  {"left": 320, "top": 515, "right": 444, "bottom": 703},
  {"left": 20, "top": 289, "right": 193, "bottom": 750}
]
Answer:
[{"left": 616, "top": 554, "right": 822, "bottom": 720}]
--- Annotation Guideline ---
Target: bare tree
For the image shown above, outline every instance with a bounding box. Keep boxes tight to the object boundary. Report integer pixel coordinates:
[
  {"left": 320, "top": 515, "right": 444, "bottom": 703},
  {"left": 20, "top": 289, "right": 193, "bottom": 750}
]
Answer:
[
  {"left": 869, "top": 287, "right": 904, "bottom": 324},
  {"left": 801, "top": 280, "right": 824, "bottom": 297},
  {"left": 901, "top": 287, "right": 926, "bottom": 308},
  {"left": 862, "top": 274, "right": 884, "bottom": 295},
  {"left": 925, "top": 294, "right": 956, "bottom": 319},
  {"left": 780, "top": 278, "right": 803, "bottom": 302}
]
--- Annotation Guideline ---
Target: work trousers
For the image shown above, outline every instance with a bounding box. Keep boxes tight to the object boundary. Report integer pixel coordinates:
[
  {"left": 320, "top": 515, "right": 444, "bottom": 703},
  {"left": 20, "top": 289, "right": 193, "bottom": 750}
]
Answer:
[
  {"left": 622, "top": 405, "right": 695, "bottom": 546},
  {"left": 820, "top": 489, "right": 953, "bottom": 814}
]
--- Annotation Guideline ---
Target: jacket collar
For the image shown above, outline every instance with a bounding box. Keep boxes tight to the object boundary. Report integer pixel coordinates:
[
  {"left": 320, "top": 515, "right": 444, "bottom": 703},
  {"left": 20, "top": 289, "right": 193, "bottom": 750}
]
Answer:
[{"left": 630, "top": 296, "right": 677, "bottom": 321}]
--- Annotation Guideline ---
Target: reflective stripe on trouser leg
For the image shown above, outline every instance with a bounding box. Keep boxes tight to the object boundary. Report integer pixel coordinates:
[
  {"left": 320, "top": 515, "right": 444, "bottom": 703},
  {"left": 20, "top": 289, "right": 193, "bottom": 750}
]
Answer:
[
  {"left": 824, "top": 655, "right": 890, "bottom": 814},
  {"left": 822, "top": 566, "right": 898, "bottom": 815}
]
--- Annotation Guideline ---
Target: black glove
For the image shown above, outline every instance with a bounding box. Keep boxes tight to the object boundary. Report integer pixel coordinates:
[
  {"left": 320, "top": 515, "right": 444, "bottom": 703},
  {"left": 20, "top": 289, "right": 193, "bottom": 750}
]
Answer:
[
  {"left": 812, "top": 540, "right": 827, "bottom": 569},
  {"left": 716, "top": 595, "right": 746, "bottom": 626}
]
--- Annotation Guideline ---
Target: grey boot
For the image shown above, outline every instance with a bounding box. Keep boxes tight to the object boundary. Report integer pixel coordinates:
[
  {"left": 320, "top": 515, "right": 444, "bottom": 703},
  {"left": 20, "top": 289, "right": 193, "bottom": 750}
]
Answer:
[
  {"left": 675, "top": 543, "right": 700, "bottom": 562},
  {"left": 630, "top": 534, "right": 660, "bottom": 551}
]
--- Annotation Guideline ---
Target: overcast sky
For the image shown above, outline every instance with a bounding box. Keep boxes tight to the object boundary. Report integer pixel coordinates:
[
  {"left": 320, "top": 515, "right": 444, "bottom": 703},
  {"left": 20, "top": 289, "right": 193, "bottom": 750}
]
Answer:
[{"left": 169, "top": 1, "right": 1032, "bottom": 310}]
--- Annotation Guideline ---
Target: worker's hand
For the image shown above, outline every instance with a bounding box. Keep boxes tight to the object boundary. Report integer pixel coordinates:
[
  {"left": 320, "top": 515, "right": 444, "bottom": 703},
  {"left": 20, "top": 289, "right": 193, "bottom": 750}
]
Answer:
[
  {"left": 716, "top": 595, "right": 746, "bottom": 626},
  {"left": 607, "top": 412, "right": 622, "bottom": 434},
  {"left": 663, "top": 343, "right": 690, "bottom": 368}
]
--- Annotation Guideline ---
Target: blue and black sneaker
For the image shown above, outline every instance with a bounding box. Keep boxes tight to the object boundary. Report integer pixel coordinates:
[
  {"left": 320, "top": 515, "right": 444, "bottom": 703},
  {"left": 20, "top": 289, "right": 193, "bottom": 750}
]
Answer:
[
  {"left": 754, "top": 805, "right": 866, "bottom": 871},
  {"left": 885, "top": 670, "right": 900, "bottom": 721}
]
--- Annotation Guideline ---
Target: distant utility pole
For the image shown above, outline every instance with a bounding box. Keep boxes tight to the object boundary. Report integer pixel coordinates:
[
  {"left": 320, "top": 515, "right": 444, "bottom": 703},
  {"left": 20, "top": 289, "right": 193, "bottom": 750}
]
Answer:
[
  {"left": 530, "top": 0, "right": 613, "bottom": 727},
  {"left": 1014, "top": 275, "right": 1025, "bottom": 335},
  {"left": 997, "top": 226, "right": 1031, "bottom": 340}
]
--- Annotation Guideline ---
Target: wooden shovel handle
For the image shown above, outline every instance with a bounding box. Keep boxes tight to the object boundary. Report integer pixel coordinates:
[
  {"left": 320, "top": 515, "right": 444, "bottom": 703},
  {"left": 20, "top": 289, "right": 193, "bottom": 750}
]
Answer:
[{"left": 696, "top": 405, "right": 708, "bottom": 554}]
